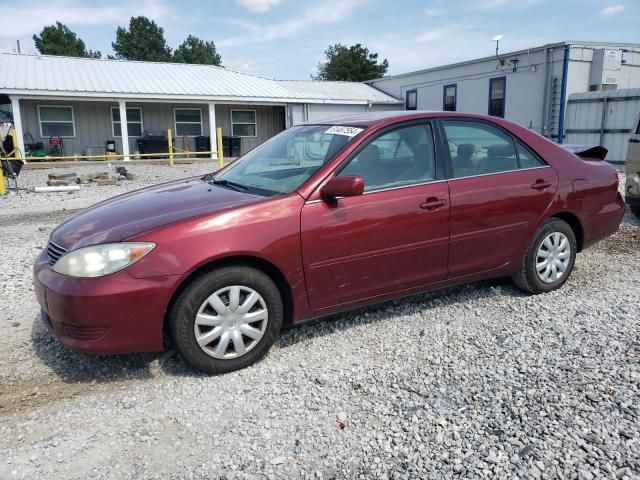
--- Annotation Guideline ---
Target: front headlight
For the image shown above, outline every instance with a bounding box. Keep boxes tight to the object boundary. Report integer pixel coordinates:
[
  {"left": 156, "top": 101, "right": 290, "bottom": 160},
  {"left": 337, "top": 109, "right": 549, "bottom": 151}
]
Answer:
[{"left": 52, "top": 242, "right": 155, "bottom": 278}]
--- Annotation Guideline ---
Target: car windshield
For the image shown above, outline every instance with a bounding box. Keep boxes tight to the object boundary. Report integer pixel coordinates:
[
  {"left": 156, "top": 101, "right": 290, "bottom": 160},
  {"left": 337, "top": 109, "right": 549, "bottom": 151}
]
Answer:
[{"left": 211, "top": 125, "right": 363, "bottom": 196}]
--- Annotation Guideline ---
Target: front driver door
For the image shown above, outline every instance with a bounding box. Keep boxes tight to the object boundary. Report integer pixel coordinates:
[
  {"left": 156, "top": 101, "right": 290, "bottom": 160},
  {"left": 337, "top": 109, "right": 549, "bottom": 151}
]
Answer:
[{"left": 300, "top": 122, "right": 450, "bottom": 311}]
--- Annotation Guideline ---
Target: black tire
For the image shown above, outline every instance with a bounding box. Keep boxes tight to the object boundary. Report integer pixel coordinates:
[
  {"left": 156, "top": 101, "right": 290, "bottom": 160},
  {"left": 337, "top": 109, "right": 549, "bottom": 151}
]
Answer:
[
  {"left": 631, "top": 204, "right": 640, "bottom": 219},
  {"left": 512, "top": 218, "right": 577, "bottom": 294},
  {"left": 168, "top": 266, "right": 283, "bottom": 374}
]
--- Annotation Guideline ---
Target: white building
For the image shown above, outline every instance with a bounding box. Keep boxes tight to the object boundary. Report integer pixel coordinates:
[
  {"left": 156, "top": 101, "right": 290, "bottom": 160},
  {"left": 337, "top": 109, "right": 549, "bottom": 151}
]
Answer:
[{"left": 369, "top": 41, "right": 640, "bottom": 144}]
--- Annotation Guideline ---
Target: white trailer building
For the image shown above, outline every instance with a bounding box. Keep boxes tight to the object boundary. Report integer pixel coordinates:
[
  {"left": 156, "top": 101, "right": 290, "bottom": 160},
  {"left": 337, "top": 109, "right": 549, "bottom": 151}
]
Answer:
[{"left": 368, "top": 41, "right": 640, "bottom": 148}]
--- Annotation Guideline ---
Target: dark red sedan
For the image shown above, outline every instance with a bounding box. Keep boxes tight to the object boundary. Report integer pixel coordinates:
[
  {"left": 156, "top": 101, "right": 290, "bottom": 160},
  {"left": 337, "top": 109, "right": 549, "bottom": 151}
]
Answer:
[{"left": 34, "top": 112, "right": 624, "bottom": 373}]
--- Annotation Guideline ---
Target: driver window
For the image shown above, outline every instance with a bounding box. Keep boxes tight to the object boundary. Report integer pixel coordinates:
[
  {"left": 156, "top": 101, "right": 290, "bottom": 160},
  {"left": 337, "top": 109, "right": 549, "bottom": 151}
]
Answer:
[{"left": 339, "top": 124, "right": 435, "bottom": 192}]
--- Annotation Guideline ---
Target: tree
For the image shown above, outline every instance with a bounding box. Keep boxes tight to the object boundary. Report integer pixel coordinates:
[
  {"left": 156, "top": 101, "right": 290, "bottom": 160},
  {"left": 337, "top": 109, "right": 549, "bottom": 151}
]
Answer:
[
  {"left": 173, "top": 35, "right": 222, "bottom": 65},
  {"left": 33, "top": 22, "right": 101, "bottom": 58},
  {"left": 112, "top": 16, "right": 172, "bottom": 62},
  {"left": 313, "top": 43, "right": 388, "bottom": 82}
]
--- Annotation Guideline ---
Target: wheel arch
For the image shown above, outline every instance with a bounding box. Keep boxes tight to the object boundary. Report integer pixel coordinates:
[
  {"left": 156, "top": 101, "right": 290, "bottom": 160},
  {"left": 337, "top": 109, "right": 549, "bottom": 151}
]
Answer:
[
  {"left": 163, "top": 255, "right": 295, "bottom": 342},
  {"left": 550, "top": 211, "right": 584, "bottom": 252}
]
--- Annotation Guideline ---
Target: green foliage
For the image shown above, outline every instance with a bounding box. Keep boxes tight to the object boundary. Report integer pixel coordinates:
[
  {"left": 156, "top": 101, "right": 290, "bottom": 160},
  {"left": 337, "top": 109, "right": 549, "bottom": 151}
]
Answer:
[
  {"left": 313, "top": 43, "right": 388, "bottom": 82},
  {"left": 173, "top": 35, "right": 222, "bottom": 65},
  {"left": 33, "top": 22, "right": 101, "bottom": 58},
  {"left": 112, "top": 16, "right": 172, "bottom": 62}
]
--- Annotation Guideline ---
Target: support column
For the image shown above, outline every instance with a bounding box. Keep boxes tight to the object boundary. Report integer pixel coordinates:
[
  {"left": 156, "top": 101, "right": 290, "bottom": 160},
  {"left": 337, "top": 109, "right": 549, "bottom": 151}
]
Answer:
[
  {"left": 118, "top": 100, "right": 130, "bottom": 161},
  {"left": 9, "top": 96, "right": 25, "bottom": 160},
  {"left": 208, "top": 102, "right": 217, "bottom": 160}
]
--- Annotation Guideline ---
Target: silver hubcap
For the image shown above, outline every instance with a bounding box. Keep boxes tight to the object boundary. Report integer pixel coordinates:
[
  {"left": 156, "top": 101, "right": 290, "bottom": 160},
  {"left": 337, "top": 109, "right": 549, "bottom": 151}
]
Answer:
[
  {"left": 536, "top": 232, "right": 571, "bottom": 284},
  {"left": 194, "top": 285, "right": 268, "bottom": 359}
]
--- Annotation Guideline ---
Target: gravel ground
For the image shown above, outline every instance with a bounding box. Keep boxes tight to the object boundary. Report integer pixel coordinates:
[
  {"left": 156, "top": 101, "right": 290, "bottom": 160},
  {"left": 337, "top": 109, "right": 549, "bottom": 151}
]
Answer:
[{"left": 0, "top": 166, "right": 638, "bottom": 479}]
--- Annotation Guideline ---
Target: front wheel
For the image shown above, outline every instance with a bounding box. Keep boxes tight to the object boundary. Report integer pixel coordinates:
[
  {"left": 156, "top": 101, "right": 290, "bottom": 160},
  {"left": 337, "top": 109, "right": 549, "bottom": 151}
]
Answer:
[
  {"left": 168, "top": 266, "right": 283, "bottom": 374},
  {"left": 512, "top": 218, "right": 577, "bottom": 294}
]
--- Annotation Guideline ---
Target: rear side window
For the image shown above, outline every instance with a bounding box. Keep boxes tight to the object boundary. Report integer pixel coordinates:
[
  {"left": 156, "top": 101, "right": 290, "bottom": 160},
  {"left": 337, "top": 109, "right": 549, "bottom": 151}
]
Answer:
[
  {"left": 516, "top": 141, "right": 545, "bottom": 168},
  {"left": 443, "top": 121, "right": 518, "bottom": 178}
]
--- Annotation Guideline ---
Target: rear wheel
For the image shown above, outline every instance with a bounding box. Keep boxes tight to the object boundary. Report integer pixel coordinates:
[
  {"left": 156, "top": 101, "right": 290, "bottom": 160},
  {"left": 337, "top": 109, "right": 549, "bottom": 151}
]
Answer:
[
  {"left": 631, "top": 204, "right": 640, "bottom": 218},
  {"left": 168, "top": 266, "right": 283, "bottom": 374},
  {"left": 512, "top": 218, "right": 577, "bottom": 294}
]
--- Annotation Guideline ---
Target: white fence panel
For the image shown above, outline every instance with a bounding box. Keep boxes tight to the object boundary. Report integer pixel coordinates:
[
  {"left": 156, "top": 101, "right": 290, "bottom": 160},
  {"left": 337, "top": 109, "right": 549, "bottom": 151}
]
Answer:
[{"left": 565, "top": 88, "right": 640, "bottom": 164}]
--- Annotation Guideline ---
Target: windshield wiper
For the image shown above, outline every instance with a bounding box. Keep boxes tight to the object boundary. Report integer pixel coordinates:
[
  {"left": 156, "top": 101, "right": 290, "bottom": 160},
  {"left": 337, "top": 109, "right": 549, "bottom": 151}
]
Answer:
[{"left": 211, "top": 178, "right": 248, "bottom": 192}]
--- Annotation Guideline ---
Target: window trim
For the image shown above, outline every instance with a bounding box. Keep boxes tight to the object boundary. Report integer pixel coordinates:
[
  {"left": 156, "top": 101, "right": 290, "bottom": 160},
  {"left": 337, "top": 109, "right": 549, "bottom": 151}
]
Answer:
[
  {"left": 438, "top": 117, "right": 549, "bottom": 180},
  {"left": 488, "top": 76, "right": 506, "bottom": 118},
  {"left": 37, "top": 105, "right": 76, "bottom": 138},
  {"left": 230, "top": 109, "right": 258, "bottom": 138},
  {"left": 111, "top": 106, "right": 143, "bottom": 138},
  {"left": 174, "top": 107, "right": 203, "bottom": 137},
  {"left": 442, "top": 84, "right": 457, "bottom": 112},
  {"left": 335, "top": 120, "right": 439, "bottom": 194},
  {"left": 405, "top": 89, "right": 418, "bottom": 111}
]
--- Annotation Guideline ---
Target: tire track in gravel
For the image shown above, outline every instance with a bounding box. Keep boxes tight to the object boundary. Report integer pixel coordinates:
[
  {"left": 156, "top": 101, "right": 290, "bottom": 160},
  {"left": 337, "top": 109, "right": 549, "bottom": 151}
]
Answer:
[{"left": 0, "top": 208, "right": 82, "bottom": 227}]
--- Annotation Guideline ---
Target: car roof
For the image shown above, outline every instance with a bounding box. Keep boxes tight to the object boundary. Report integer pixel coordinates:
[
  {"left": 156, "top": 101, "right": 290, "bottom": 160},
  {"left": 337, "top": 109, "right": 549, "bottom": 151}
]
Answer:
[
  {"left": 305, "top": 110, "right": 506, "bottom": 128},
  {"left": 304, "top": 111, "right": 430, "bottom": 127}
]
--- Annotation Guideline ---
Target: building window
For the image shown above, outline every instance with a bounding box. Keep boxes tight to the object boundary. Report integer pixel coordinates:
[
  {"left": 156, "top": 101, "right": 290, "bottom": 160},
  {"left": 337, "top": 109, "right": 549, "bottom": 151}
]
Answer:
[
  {"left": 111, "top": 107, "right": 143, "bottom": 137},
  {"left": 405, "top": 89, "right": 417, "bottom": 110},
  {"left": 488, "top": 77, "right": 506, "bottom": 117},
  {"left": 231, "top": 109, "right": 257, "bottom": 137},
  {"left": 174, "top": 108, "right": 203, "bottom": 136},
  {"left": 443, "top": 84, "right": 457, "bottom": 112},
  {"left": 38, "top": 105, "right": 75, "bottom": 137}
]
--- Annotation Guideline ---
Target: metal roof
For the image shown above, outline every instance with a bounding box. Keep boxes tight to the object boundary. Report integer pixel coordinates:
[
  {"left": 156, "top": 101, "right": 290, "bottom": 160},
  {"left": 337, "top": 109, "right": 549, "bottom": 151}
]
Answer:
[
  {"left": 0, "top": 53, "right": 400, "bottom": 105},
  {"left": 277, "top": 80, "right": 400, "bottom": 104},
  {"left": 368, "top": 40, "right": 640, "bottom": 83}
]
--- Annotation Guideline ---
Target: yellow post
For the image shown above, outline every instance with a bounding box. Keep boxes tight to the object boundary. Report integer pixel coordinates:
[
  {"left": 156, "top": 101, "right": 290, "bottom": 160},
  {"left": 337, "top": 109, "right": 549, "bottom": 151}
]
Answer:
[
  {"left": 0, "top": 159, "right": 5, "bottom": 196},
  {"left": 216, "top": 127, "right": 224, "bottom": 171},
  {"left": 10, "top": 128, "right": 19, "bottom": 159},
  {"left": 167, "top": 128, "right": 174, "bottom": 167}
]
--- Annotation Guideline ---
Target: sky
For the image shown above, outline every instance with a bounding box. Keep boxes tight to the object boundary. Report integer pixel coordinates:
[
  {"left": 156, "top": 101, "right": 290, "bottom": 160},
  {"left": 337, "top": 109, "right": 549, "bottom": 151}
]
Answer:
[{"left": 0, "top": 0, "right": 637, "bottom": 80}]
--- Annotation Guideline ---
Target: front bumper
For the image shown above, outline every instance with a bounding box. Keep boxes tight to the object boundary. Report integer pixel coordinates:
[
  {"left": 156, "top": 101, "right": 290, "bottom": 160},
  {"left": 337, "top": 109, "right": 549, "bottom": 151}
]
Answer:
[{"left": 33, "top": 249, "right": 182, "bottom": 355}]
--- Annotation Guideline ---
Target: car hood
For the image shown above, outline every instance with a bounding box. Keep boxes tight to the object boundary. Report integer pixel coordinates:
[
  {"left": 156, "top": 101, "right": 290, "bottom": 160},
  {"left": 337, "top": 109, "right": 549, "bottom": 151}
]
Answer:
[{"left": 51, "top": 177, "right": 264, "bottom": 250}]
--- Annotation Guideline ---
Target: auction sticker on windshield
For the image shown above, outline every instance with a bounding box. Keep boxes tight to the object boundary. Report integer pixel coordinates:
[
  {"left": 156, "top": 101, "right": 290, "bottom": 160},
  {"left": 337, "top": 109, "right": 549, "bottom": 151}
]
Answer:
[{"left": 324, "top": 126, "right": 364, "bottom": 137}]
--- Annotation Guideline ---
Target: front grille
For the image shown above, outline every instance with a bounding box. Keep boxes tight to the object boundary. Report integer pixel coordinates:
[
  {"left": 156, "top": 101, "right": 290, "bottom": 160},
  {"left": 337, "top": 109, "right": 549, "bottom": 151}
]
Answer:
[{"left": 47, "top": 241, "right": 67, "bottom": 266}]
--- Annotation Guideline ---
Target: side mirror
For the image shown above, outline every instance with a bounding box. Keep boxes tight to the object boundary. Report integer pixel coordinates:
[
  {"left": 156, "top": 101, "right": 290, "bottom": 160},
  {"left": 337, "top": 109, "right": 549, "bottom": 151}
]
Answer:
[{"left": 320, "top": 176, "right": 365, "bottom": 200}]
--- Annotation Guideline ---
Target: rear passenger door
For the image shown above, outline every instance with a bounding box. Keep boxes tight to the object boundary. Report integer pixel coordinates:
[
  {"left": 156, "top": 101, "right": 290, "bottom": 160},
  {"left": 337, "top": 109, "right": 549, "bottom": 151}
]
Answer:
[{"left": 441, "top": 119, "right": 558, "bottom": 277}]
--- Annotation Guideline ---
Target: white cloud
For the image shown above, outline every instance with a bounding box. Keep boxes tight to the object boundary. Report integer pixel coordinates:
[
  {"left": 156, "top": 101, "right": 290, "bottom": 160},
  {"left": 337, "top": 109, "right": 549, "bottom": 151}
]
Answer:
[
  {"left": 236, "top": 0, "right": 286, "bottom": 13},
  {"left": 0, "top": 0, "right": 177, "bottom": 39},
  {"left": 599, "top": 4, "right": 625, "bottom": 16},
  {"left": 219, "top": 0, "right": 365, "bottom": 48}
]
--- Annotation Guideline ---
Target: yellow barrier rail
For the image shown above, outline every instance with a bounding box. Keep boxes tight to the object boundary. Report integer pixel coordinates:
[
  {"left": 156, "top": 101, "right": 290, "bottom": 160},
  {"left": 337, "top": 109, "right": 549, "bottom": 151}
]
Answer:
[
  {"left": 0, "top": 151, "right": 221, "bottom": 162},
  {"left": 1, "top": 128, "right": 227, "bottom": 194}
]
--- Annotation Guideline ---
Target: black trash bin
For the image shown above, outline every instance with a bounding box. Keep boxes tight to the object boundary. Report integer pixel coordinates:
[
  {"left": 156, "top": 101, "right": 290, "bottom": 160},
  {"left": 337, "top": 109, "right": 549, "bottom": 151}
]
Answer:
[
  {"left": 222, "top": 136, "right": 241, "bottom": 158},
  {"left": 194, "top": 136, "right": 210, "bottom": 157},
  {"left": 136, "top": 131, "right": 169, "bottom": 158}
]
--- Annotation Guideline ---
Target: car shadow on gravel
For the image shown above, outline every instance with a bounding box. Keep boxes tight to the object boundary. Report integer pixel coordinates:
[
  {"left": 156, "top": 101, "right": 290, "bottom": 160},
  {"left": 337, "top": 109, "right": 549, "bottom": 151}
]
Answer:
[
  {"left": 30, "top": 317, "right": 163, "bottom": 384},
  {"left": 276, "top": 277, "right": 522, "bottom": 349},
  {"left": 30, "top": 277, "right": 525, "bottom": 381}
]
